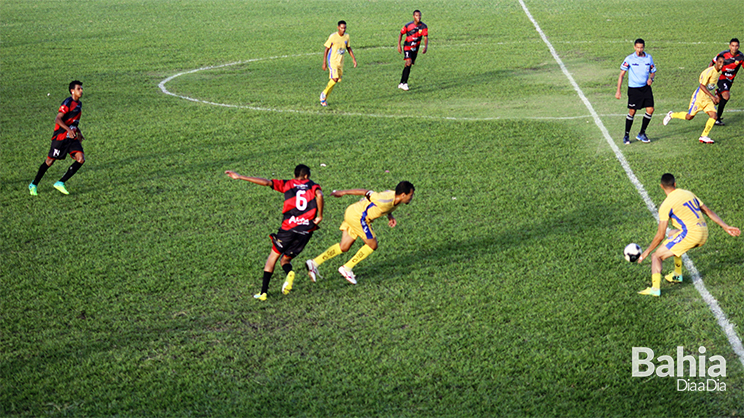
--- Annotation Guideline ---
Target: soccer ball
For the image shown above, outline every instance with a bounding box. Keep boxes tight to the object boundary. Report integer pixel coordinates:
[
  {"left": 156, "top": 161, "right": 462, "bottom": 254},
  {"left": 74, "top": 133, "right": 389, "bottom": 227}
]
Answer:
[{"left": 624, "top": 243, "right": 642, "bottom": 262}]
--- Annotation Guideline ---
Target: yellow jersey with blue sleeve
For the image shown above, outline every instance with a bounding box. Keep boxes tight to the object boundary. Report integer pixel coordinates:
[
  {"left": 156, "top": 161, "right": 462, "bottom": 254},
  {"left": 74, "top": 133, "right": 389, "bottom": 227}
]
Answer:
[
  {"left": 324, "top": 32, "right": 350, "bottom": 69},
  {"left": 688, "top": 66, "right": 722, "bottom": 115},
  {"left": 340, "top": 190, "right": 398, "bottom": 240},
  {"left": 658, "top": 189, "right": 709, "bottom": 256}
]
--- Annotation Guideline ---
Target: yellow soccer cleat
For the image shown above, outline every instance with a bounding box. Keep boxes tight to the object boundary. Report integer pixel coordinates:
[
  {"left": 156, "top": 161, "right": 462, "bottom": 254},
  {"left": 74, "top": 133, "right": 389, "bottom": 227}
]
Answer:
[
  {"left": 254, "top": 292, "right": 267, "bottom": 301},
  {"left": 638, "top": 287, "right": 661, "bottom": 297},
  {"left": 282, "top": 271, "right": 295, "bottom": 295},
  {"left": 664, "top": 272, "right": 683, "bottom": 283}
]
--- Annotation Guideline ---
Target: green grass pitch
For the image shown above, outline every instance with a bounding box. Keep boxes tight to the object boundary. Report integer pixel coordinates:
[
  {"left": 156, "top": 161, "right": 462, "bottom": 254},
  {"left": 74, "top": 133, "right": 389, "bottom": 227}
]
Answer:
[{"left": 2, "top": 0, "right": 743, "bottom": 416}]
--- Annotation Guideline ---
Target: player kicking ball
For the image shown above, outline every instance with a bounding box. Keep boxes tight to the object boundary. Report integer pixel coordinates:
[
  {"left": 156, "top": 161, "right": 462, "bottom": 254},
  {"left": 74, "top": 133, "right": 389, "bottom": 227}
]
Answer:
[
  {"left": 636, "top": 173, "right": 740, "bottom": 297},
  {"left": 305, "top": 181, "right": 414, "bottom": 284}
]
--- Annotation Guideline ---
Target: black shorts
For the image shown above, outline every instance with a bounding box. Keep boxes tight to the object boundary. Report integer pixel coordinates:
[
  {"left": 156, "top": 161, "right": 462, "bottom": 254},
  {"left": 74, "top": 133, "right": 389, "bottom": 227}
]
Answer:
[
  {"left": 270, "top": 228, "right": 314, "bottom": 259},
  {"left": 627, "top": 85, "right": 654, "bottom": 110},
  {"left": 48, "top": 138, "right": 83, "bottom": 160},
  {"left": 404, "top": 49, "right": 419, "bottom": 64},
  {"left": 717, "top": 79, "right": 733, "bottom": 92}
]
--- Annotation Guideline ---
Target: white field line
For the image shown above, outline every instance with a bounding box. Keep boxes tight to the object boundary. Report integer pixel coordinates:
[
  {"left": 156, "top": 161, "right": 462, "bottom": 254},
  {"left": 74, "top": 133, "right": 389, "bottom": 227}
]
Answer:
[{"left": 518, "top": 0, "right": 744, "bottom": 369}]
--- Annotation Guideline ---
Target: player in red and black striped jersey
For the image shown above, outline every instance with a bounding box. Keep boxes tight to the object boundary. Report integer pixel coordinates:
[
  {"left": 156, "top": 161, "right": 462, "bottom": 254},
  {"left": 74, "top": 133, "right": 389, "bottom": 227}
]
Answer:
[
  {"left": 710, "top": 38, "right": 743, "bottom": 125},
  {"left": 225, "top": 164, "right": 324, "bottom": 301},
  {"left": 397, "top": 10, "right": 428, "bottom": 91},
  {"left": 29, "top": 80, "right": 86, "bottom": 196}
]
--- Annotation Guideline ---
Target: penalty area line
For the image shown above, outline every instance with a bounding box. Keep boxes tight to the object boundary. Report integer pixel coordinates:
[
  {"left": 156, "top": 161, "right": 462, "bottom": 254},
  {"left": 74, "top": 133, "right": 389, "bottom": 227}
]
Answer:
[{"left": 519, "top": 0, "right": 744, "bottom": 369}]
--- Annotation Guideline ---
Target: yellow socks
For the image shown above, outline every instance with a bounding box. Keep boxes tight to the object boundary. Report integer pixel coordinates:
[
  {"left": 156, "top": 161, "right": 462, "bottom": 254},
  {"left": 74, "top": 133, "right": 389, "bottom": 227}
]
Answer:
[
  {"left": 671, "top": 112, "right": 687, "bottom": 119},
  {"left": 322, "top": 80, "right": 337, "bottom": 98},
  {"left": 652, "top": 273, "right": 661, "bottom": 290},
  {"left": 701, "top": 117, "right": 715, "bottom": 137},
  {"left": 674, "top": 256, "right": 682, "bottom": 276},
  {"left": 343, "top": 244, "right": 375, "bottom": 270},
  {"left": 314, "top": 243, "right": 341, "bottom": 266}
]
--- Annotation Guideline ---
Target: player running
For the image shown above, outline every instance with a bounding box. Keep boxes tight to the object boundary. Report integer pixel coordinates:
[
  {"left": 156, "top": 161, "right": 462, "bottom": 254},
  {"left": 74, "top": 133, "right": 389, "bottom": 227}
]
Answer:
[
  {"left": 662, "top": 56, "right": 725, "bottom": 143},
  {"left": 305, "top": 181, "right": 414, "bottom": 285},
  {"left": 225, "top": 165, "right": 324, "bottom": 301},
  {"left": 320, "top": 20, "right": 357, "bottom": 107},
  {"left": 397, "top": 9, "right": 428, "bottom": 91},
  {"left": 636, "top": 173, "right": 740, "bottom": 297},
  {"left": 29, "top": 80, "right": 86, "bottom": 196},
  {"left": 710, "top": 38, "right": 743, "bottom": 126}
]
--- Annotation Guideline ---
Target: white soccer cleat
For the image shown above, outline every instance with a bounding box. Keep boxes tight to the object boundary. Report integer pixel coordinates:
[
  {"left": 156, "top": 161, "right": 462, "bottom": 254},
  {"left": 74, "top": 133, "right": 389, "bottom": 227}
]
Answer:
[
  {"left": 698, "top": 136, "right": 714, "bottom": 144},
  {"left": 663, "top": 111, "right": 673, "bottom": 126},
  {"left": 305, "top": 259, "right": 322, "bottom": 282},
  {"left": 338, "top": 265, "right": 357, "bottom": 285},
  {"left": 320, "top": 92, "right": 326, "bottom": 101},
  {"left": 398, "top": 83, "right": 409, "bottom": 91}
]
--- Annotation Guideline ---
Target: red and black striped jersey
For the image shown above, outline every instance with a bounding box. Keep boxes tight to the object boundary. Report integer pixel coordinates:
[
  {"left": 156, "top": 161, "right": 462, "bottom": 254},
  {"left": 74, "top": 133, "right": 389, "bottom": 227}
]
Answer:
[
  {"left": 400, "top": 21, "right": 428, "bottom": 52},
  {"left": 52, "top": 97, "right": 82, "bottom": 141},
  {"left": 711, "top": 50, "right": 744, "bottom": 81},
  {"left": 271, "top": 178, "right": 322, "bottom": 232}
]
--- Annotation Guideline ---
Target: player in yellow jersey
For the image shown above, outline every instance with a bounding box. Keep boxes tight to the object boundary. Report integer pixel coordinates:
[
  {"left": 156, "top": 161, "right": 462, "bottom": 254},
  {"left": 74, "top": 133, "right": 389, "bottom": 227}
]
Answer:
[
  {"left": 636, "top": 173, "right": 740, "bottom": 297},
  {"left": 662, "top": 56, "right": 725, "bottom": 143},
  {"left": 305, "top": 181, "right": 415, "bottom": 284},
  {"left": 320, "top": 20, "right": 357, "bottom": 107}
]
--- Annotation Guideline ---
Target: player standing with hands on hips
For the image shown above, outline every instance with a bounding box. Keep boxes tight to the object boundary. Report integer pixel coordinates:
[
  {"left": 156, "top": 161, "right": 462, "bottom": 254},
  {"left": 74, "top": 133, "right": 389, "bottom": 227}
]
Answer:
[
  {"left": 225, "top": 165, "right": 324, "bottom": 301},
  {"left": 615, "top": 39, "right": 656, "bottom": 145},
  {"left": 29, "top": 80, "right": 86, "bottom": 196},
  {"left": 397, "top": 10, "right": 428, "bottom": 91},
  {"left": 636, "top": 173, "right": 740, "bottom": 297}
]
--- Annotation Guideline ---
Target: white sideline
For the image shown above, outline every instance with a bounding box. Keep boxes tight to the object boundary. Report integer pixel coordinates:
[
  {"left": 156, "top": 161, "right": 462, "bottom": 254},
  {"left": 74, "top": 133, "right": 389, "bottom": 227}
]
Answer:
[{"left": 518, "top": 0, "right": 744, "bottom": 369}]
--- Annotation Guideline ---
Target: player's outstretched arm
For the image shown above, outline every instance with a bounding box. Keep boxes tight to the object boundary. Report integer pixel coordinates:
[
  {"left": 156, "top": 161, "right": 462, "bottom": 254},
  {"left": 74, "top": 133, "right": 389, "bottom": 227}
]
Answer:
[
  {"left": 314, "top": 190, "right": 324, "bottom": 225},
  {"left": 701, "top": 204, "right": 741, "bottom": 237},
  {"left": 224, "top": 171, "right": 271, "bottom": 186},
  {"left": 387, "top": 213, "right": 397, "bottom": 228},
  {"left": 331, "top": 189, "right": 370, "bottom": 198},
  {"left": 638, "top": 220, "right": 668, "bottom": 263}
]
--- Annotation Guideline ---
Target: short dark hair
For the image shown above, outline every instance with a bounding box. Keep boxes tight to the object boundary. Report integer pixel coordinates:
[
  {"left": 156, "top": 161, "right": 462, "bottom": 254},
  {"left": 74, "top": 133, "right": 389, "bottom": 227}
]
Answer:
[
  {"left": 294, "top": 164, "right": 311, "bottom": 178},
  {"left": 731, "top": 38, "right": 740, "bottom": 45},
  {"left": 395, "top": 181, "right": 415, "bottom": 195},
  {"left": 634, "top": 38, "right": 645, "bottom": 46},
  {"left": 660, "top": 173, "right": 676, "bottom": 188},
  {"left": 413, "top": 10, "right": 421, "bottom": 15},
  {"left": 338, "top": 20, "right": 346, "bottom": 26},
  {"left": 69, "top": 80, "right": 82, "bottom": 92}
]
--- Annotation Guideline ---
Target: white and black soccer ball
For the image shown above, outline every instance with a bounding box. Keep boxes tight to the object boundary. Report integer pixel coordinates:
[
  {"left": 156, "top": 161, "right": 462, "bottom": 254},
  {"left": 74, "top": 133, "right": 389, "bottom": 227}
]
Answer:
[{"left": 624, "top": 243, "right": 642, "bottom": 262}]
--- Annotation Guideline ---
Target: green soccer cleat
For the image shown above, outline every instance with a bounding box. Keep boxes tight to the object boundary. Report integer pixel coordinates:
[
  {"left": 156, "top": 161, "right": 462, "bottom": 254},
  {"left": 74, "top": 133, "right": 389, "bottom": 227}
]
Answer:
[
  {"left": 53, "top": 181, "right": 69, "bottom": 195},
  {"left": 29, "top": 183, "right": 38, "bottom": 196},
  {"left": 664, "top": 273, "right": 683, "bottom": 283},
  {"left": 254, "top": 292, "right": 267, "bottom": 301},
  {"left": 638, "top": 287, "right": 661, "bottom": 297},
  {"left": 282, "top": 271, "right": 295, "bottom": 295}
]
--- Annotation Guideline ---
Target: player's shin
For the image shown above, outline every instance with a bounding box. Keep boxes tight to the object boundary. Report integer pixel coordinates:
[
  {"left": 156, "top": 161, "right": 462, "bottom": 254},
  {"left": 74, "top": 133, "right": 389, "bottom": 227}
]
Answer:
[
  {"left": 60, "top": 161, "right": 84, "bottom": 182},
  {"left": 343, "top": 244, "right": 374, "bottom": 269},
  {"left": 315, "top": 243, "right": 342, "bottom": 266},
  {"left": 32, "top": 162, "right": 50, "bottom": 185},
  {"left": 701, "top": 117, "right": 715, "bottom": 137},
  {"left": 674, "top": 256, "right": 682, "bottom": 276},
  {"left": 652, "top": 273, "right": 661, "bottom": 290}
]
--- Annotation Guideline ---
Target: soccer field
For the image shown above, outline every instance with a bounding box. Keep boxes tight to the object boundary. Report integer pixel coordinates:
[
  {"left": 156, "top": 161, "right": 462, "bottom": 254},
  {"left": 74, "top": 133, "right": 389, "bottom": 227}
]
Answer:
[{"left": 2, "top": 0, "right": 744, "bottom": 416}]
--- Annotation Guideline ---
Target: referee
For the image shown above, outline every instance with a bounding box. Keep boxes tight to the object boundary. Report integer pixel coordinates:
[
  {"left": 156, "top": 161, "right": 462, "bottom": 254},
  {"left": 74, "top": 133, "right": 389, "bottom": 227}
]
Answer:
[{"left": 615, "top": 38, "right": 656, "bottom": 144}]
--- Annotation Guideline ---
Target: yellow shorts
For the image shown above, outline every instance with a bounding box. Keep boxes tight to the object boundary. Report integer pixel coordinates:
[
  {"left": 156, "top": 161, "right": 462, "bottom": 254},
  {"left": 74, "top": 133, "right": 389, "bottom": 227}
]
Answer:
[
  {"left": 339, "top": 206, "right": 375, "bottom": 240},
  {"left": 329, "top": 66, "right": 343, "bottom": 80},
  {"left": 687, "top": 94, "right": 715, "bottom": 117},
  {"left": 663, "top": 227, "right": 708, "bottom": 257}
]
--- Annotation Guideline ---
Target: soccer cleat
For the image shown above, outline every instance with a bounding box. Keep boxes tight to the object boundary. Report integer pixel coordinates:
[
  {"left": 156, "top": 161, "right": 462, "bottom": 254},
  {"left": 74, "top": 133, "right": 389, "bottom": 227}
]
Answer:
[
  {"left": 623, "top": 134, "right": 630, "bottom": 145},
  {"left": 305, "top": 259, "right": 322, "bottom": 282},
  {"left": 699, "top": 136, "right": 714, "bottom": 144},
  {"left": 663, "top": 111, "right": 673, "bottom": 126},
  {"left": 664, "top": 272, "right": 683, "bottom": 283},
  {"left": 714, "top": 119, "right": 725, "bottom": 126},
  {"left": 638, "top": 287, "right": 661, "bottom": 297},
  {"left": 398, "top": 83, "right": 409, "bottom": 91},
  {"left": 338, "top": 265, "right": 357, "bottom": 285},
  {"left": 320, "top": 100, "right": 328, "bottom": 107},
  {"left": 282, "top": 271, "right": 295, "bottom": 295},
  {"left": 636, "top": 133, "right": 650, "bottom": 143},
  {"left": 254, "top": 292, "right": 267, "bottom": 301},
  {"left": 53, "top": 181, "right": 69, "bottom": 195},
  {"left": 29, "top": 183, "right": 38, "bottom": 196}
]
